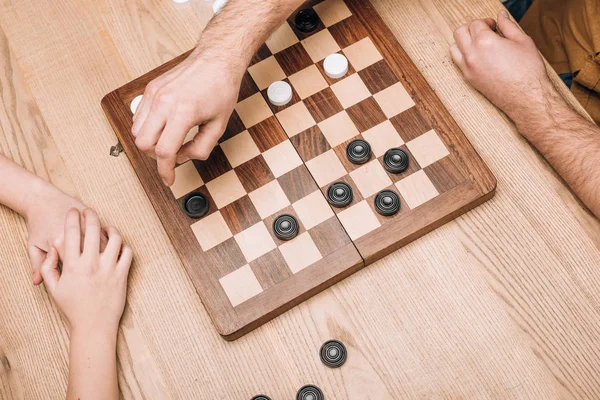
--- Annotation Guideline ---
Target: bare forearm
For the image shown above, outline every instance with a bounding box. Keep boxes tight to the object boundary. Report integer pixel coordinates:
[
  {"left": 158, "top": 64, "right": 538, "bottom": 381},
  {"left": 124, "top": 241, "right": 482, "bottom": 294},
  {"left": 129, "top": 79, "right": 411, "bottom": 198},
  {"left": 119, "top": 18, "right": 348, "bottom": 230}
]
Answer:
[
  {"left": 67, "top": 329, "right": 119, "bottom": 400},
  {"left": 0, "top": 154, "right": 52, "bottom": 218},
  {"left": 511, "top": 84, "right": 600, "bottom": 218},
  {"left": 191, "top": 0, "right": 305, "bottom": 76}
]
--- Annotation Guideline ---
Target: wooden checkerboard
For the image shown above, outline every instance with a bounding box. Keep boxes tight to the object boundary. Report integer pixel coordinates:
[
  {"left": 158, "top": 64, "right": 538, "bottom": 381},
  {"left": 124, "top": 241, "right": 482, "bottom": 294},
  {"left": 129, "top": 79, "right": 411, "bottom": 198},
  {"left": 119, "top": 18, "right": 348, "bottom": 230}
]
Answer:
[{"left": 102, "top": 0, "right": 496, "bottom": 340}]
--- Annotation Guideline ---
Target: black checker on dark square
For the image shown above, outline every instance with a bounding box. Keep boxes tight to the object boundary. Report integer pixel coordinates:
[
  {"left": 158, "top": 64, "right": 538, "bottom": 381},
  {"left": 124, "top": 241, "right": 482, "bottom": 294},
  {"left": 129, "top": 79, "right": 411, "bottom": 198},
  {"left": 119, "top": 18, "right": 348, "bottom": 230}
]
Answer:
[
  {"left": 346, "top": 97, "right": 387, "bottom": 132},
  {"left": 278, "top": 165, "right": 319, "bottom": 203},
  {"left": 358, "top": 59, "right": 400, "bottom": 95},
  {"left": 287, "top": 15, "right": 326, "bottom": 41},
  {"left": 235, "top": 155, "right": 275, "bottom": 193},
  {"left": 378, "top": 144, "right": 421, "bottom": 182},
  {"left": 264, "top": 205, "right": 306, "bottom": 245},
  {"left": 290, "top": 126, "right": 331, "bottom": 161},
  {"left": 179, "top": 185, "right": 217, "bottom": 223},
  {"left": 274, "top": 43, "right": 314, "bottom": 76},
  {"left": 333, "top": 135, "right": 372, "bottom": 173},
  {"left": 320, "top": 174, "right": 364, "bottom": 211},
  {"left": 304, "top": 88, "right": 344, "bottom": 123},
  {"left": 366, "top": 185, "right": 410, "bottom": 223},
  {"left": 193, "top": 147, "right": 232, "bottom": 183},
  {"left": 248, "top": 116, "right": 288, "bottom": 152},
  {"left": 220, "top": 195, "right": 262, "bottom": 235}
]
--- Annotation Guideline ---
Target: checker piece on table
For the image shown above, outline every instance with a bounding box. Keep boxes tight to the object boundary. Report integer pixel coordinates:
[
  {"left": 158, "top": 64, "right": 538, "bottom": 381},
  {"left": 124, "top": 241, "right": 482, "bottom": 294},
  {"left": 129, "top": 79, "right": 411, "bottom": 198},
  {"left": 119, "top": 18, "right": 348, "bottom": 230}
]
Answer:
[{"left": 102, "top": 0, "right": 496, "bottom": 340}]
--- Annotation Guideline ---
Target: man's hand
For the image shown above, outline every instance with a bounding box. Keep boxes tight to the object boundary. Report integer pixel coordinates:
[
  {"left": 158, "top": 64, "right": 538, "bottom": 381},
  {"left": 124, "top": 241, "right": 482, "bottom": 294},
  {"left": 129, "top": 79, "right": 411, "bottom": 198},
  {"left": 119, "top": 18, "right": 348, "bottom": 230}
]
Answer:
[
  {"left": 132, "top": 51, "right": 243, "bottom": 186},
  {"left": 450, "top": 10, "right": 551, "bottom": 124}
]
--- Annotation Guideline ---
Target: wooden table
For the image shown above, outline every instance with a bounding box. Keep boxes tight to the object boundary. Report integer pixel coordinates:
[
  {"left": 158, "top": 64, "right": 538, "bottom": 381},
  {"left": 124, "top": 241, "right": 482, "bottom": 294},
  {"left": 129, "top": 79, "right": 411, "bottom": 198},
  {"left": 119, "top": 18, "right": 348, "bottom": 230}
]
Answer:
[{"left": 0, "top": 0, "right": 598, "bottom": 398}]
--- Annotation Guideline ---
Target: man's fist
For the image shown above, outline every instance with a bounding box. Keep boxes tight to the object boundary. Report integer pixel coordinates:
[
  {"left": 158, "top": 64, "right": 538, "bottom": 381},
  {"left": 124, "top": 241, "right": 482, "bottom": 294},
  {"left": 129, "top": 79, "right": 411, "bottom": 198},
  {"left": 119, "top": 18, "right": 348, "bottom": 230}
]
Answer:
[{"left": 450, "top": 10, "right": 550, "bottom": 122}]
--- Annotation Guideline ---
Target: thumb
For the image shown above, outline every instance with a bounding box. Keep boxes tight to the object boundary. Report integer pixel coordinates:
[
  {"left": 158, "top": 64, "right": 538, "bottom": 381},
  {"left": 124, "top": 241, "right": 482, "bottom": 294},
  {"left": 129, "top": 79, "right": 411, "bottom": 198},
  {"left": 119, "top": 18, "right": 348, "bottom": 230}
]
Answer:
[
  {"left": 177, "top": 119, "right": 225, "bottom": 162},
  {"left": 497, "top": 10, "right": 526, "bottom": 41},
  {"left": 40, "top": 247, "right": 60, "bottom": 295},
  {"left": 28, "top": 246, "right": 46, "bottom": 285}
]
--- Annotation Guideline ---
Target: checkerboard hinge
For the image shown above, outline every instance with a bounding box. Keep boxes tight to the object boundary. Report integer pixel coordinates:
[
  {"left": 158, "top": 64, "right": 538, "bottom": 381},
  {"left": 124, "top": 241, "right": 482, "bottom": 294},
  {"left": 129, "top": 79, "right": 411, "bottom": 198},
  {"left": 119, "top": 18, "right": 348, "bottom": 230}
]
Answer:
[{"left": 109, "top": 141, "right": 124, "bottom": 157}]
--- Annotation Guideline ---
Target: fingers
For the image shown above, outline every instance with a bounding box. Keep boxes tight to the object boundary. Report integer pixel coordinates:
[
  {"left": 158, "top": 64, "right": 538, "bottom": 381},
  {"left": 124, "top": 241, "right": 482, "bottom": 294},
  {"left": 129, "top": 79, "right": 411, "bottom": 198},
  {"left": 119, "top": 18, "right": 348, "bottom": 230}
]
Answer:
[
  {"left": 117, "top": 245, "right": 133, "bottom": 275},
  {"left": 134, "top": 109, "right": 167, "bottom": 156},
  {"left": 82, "top": 208, "right": 101, "bottom": 257},
  {"left": 64, "top": 208, "right": 82, "bottom": 260},
  {"left": 449, "top": 43, "right": 464, "bottom": 68},
  {"left": 39, "top": 247, "right": 60, "bottom": 294},
  {"left": 178, "top": 120, "right": 225, "bottom": 162},
  {"left": 453, "top": 24, "right": 472, "bottom": 53},
  {"left": 102, "top": 226, "right": 122, "bottom": 266},
  {"left": 155, "top": 114, "right": 192, "bottom": 186},
  {"left": 469, "top": 19, "right": 495, "bottom": 38},
  {"left": 28, "top": 246, "right": 47, "bottom": 285},
  {"left": 497, "top": 10, "right": 525, "bottom": 41}
]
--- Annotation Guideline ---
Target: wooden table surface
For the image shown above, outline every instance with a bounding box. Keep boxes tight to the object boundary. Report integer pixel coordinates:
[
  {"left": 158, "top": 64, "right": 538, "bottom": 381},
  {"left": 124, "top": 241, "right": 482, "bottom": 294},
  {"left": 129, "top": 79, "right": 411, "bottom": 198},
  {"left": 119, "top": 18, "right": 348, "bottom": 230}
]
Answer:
[{"left": 0, "top": 0, "right": 598, "bottom": 398}]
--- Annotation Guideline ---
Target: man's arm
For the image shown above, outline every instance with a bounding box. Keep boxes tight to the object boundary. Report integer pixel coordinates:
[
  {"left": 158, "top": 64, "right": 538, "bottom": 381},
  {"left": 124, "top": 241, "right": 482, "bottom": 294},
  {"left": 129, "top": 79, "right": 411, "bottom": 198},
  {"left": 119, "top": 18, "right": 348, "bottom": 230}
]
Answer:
[
  {"left": 450, "top": 11, "right": 600, "bottom": 218},
  {"left": 132, "top": 0, "right": 306, "bottom": 186}
]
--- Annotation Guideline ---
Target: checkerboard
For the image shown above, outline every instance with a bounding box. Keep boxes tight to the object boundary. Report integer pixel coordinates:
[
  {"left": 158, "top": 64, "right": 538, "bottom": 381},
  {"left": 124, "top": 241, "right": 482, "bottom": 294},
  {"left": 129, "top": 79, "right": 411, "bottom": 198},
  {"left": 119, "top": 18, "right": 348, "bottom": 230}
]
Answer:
[{"left": 102, "top": 0, "right": 496, "bottom": 340}]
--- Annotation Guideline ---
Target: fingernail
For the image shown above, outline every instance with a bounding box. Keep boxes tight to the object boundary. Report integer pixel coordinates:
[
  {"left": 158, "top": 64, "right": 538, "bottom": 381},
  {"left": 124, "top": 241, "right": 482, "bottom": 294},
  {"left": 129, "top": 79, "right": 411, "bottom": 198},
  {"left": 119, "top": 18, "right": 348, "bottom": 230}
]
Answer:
[{"left": 500, "top": 10, "right": 509, "bottom": 18}]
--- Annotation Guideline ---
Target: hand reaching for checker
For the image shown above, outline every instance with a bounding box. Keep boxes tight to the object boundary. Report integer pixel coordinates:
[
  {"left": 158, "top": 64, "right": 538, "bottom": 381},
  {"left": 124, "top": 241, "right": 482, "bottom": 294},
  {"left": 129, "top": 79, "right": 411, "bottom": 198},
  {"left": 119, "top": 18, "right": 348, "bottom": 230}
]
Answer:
[
  {"left": 449, "top": 10, "right": 550, "bottom": 123},
  {"left": 131, "top": 50, "right": 243, "bottom": 187}
]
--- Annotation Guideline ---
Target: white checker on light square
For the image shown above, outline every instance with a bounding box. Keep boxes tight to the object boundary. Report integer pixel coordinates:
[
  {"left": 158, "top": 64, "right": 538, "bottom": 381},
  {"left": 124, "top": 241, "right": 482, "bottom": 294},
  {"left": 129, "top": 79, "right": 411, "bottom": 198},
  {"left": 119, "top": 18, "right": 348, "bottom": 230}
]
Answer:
[
  {"left": 330, "top": 74, "right": 371, "bottom": 108},
  {"left": 170, "top": 161, "right": 204, "bottom": 199},
  {"left": 395, "top": 170, "right": 439, "bottom": 209},
  {"left": 313, "top": 0, "right": 352, "bottom": 27},
  {"left": 248, "top": 56, "right": 287, "bottom": 90},
  {"left": 235, "top": 93, "right": 274, "bottom": 128},
  {"left": 262, "top": 140, "right": 303, "bottom": 177},
  {"left": 406, "top": 129, "right": 450, "bottom": 168},
  {"left": 337, "top": 200, "right": 381, "bottom": 240},
  {"left": 205, "top": 170, "right": 246, "bottom": 208},
  {"left": 373, "top": 82, "right": 415, "bottom": 118},
  {"left": 276, "top": 102, "right": 316, "bottom": 137},
  {"left": 343, "top": 37, "right": 383, "bottom": 71},
  {"left": 248, "top": 180, "right": 291, "bottom": 219},
  {"left": 220, "top": 130, "right": 260, "bottom": 168},
  {"left": 279, "top": 232, "right": 323, "bottom": 273},
  {"left": 362, "top": 120, "right": 404, "bottom": 157},
  {"left": 318, "top": 111, "right": 360, "bottom": 148},
  {"left": 235, "top": 222, "right": 277, "bottom": 262},
  {"left": 301, "top": 29, "right": 341, "bottom": 63},
  {"left": 191, "top": 212, "right": 232, "bottom": 251},
  {"left": 293, "top": 190, "right": 335, "bottom": 230},
  {"left": 288, "top": 65, "right": 329, "bottom": 99},
  {"left": 219, "top": 265, "right": 263, "bottom": 307},
  {"left": 305, "top": 149, "right": 347, "bottom": 187},
  {"left": 349, "top": 159, "right": 392, "bottom": 198},
  {"left": 265, "top": 23, "right": 299, "bottom": 54}
]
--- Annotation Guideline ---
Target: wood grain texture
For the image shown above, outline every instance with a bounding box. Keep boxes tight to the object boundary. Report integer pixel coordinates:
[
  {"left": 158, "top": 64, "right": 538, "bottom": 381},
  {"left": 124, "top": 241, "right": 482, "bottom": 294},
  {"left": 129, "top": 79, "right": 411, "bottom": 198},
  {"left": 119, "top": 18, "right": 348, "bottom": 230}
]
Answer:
[{"left": 1, "top": 0, "right": 599, "bottom": 399}]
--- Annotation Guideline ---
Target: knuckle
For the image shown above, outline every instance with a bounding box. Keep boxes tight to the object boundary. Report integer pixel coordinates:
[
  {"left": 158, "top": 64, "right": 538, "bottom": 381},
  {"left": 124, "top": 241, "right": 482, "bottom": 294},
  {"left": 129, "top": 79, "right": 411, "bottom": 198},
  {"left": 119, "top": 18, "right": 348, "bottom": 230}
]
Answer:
[
  {"left": 154, "top": 91, "right": 173, "bottom": 107},
  {"left": 145, "top": 82, "right": 159, "bottom": 95},
  {"left": 135, "top": 137, "right": 152, "bottom": 152},
  {"left": 155, "top": 144, "right": 174, "bottom": 158}
]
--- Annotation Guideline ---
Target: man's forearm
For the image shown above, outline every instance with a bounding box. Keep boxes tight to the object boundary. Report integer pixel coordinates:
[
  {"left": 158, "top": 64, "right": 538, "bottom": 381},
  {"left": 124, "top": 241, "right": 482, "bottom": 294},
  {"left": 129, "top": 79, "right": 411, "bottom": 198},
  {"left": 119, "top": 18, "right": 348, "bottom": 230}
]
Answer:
[
  {"left": 192, "top": 0, "right": 306, "bottom": 77},
  {"left": 0, "top": 154, "right": 51, "bottom": 218},
  {"left": 510, "top": 83, "right": 600, "bottom": 218}
]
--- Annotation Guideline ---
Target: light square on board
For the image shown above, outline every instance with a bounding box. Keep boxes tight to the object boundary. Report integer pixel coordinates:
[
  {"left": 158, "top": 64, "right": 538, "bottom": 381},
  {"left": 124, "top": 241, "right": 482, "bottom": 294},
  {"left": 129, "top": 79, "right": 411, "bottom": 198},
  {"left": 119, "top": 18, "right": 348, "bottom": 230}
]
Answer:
[
  {"left": 235, "top": 222, "right": 277, "bottom": 262},
  {"left": 362, "top": 120, "right": 404, "bottom": 157},
  {"left": 301, "top": 29, "right": 341, "bottom": 63},
  {"left": 318, "top": 111, "right": 360, "bottom": 148},
  {"left": 337, "top": 200, "right": 381, "bottom": 240},
  {"left": 220, "top": 130, "right": 260, "bottom": 168},
  {"left": 313, "top": 0, "right": 353, "bottom": 27},
  {"left": 305, "top": 149, "right": 347, "bottom": 187},
  {"left": 219, "top": 265, "right": 263, "bottom": 307},
  {"left": 288, "top": 65, "right": 329, "bottom": 99},
  {"left": 395, "top": 169, "right": 439, "bottom": 209},
  {"left": 265, "top": 22, "right": 299, "bottom": 54},
  {"left": 406, "top": 129, "right": 450, "bottom": 168},
  {"left": 248, "top": 180, "right": 291, "bottom": 219},
  {"left": 262, "top": 140, "right": 303, "bottom": 178},
  {"left": 235, "top": 93, "right": 273, "bottom": 128},
  {"left": 330, "top": 74, "right": 371, "bottom": 109},
  {"left": 279, "top": 232, "right": 323, "bottom": 273},
  {"left": 170, "top": 161, "right": 204, "bottom": 199},
  {"left": 293, "top": 190, "right": 335, "bottom": 230},
  {"left": 191, "top": 212, "right": 233, "bottom": 251},
  {"left": 349, "top": 159, "right": 393, "bottom": 198},
  {"left": 374, "top": 82, "right": 415, "bottom": 118},
  {"left": 248, "top": 56, "right": 287, "bottom": 90},
  {"left": 205, "top": 170, "right": 246, "bottom": 208},
  {"left": 276, "top": 101, "right": 316, "bottom": 137},
  {"left": 343, "top": 37, "right": 383, "bottom": 71}
]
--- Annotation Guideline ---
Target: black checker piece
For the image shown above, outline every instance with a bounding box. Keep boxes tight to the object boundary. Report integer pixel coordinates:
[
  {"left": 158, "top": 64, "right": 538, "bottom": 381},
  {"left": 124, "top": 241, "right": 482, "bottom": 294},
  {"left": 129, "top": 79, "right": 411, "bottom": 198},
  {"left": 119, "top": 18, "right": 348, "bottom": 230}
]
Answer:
[
  {"left": 383, "top": 148, "right": 409, "bottom": 173},
  {"left": 182, "top": 192, "right": 209, "bottom": 218},
  {"left": 346, "top": 139, "right": 371, "bottom": 164},
  {"left": 295, "top": 9, "right": 320, "bottom": 33},
  {"left": 296, "top": 385, "right": 324, "bottom": 400},
  {"left": 320, "top": 340, "right": 347, "bottom": 368},
  {"left": 374, "top": 190, "right": 401, "bottom": 216},
  {"left": 327, "top": 182, "right": 353, "bottom": 208},
  {"left": 273, "top": 214, "right": 299, "bottom": 240}
]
